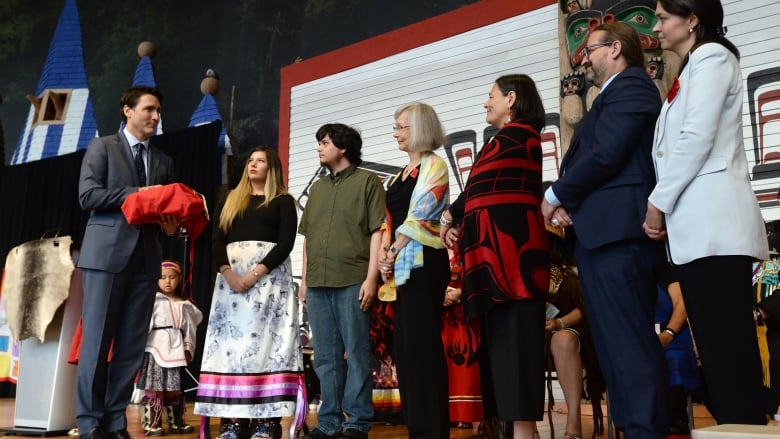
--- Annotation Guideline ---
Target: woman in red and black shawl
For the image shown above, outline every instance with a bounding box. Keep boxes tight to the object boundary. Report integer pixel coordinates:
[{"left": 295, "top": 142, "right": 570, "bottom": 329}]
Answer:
[{"left": 440, "top": 74, "right": 550, "bottom": 439}]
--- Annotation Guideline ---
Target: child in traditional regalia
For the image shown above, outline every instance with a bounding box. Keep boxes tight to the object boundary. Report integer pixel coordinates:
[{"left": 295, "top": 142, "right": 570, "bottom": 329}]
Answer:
[{"left": 137, "top": 260, "right": 203, "bottom": 435}]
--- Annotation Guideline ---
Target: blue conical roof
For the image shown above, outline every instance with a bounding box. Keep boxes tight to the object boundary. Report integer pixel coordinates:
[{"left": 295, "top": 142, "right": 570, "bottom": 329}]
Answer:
[
  {"left": 133, "top": 56, "right": 157, "bottom": 88},
  {"left": 189, "top": 94, "right": 230, "bottom": 149},
  {"left": 36, "top": 0, "right": 89, "bottom": 93},
  {"left": 12, "top": 0, "right": 99, "bottom": 165}
]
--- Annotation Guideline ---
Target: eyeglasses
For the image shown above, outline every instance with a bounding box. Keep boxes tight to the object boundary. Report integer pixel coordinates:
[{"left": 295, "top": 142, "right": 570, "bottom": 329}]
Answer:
[
  {"left": 583, "top": 41, "right": 614, "bottom": 58},
  {"left": 392, "top": 124, "right": 410, "bottom": 132}
]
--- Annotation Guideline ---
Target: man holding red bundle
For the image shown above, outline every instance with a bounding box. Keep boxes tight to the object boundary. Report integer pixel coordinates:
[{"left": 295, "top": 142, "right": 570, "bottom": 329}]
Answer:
[{"left": 76, "top": 86, "right": 178, "bottom": 439}]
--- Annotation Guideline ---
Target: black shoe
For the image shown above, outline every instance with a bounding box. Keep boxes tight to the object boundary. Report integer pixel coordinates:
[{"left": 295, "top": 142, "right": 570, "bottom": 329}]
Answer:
[
  {"left": 144, "top": 427, "right": 166, "bottom": 436},
  {"left": 339, "top": 429, "right": 368, "bottom": 439},
  {"left": 302, "top": 428, "right": 340, "bottom": 439},
  {"left": 218, "top": 419, "right": 245, "bottom": 439},
  {"left": 108, "top": 430, "right": 133, "bottom": 439},
  {"left": 249, "top": 419, "right": 282, "bottom": 439},
  {"left": 271, "top": 423, "right": 282, "bottom": 439},
  {"left": 168, "top": 424, "right": 194, "bottom": 434},
  {"left": 79, "top": 427, "right": 108, "bottom": 439}
]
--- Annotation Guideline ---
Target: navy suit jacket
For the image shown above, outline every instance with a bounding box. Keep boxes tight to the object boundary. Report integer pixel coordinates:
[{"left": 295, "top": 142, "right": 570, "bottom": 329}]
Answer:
[
  {"left": 77, "top": 132, "right": 175, "bottom": 274},
  {"left": 553, "top": 66, "right": 661, "bottom": 250}
]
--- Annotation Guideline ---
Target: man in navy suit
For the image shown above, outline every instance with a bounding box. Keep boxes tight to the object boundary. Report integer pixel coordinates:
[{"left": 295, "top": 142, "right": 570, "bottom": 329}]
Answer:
[
  {"left": 541, "top": 22, "right": 668, "bottom": 438},
  {"left": 76, "top": 86, "right": 178, "bottom": 439}
]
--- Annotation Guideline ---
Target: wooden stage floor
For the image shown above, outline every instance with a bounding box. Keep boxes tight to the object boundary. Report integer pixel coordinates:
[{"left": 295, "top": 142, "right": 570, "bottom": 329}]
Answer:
[{"left": 0, "top": 398, "right": 725, "bottom": 439}]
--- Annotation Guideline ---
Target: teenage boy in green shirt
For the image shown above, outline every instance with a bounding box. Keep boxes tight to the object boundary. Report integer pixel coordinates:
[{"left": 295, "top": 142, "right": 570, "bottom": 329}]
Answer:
[{"left": 299, "top": 123, "right": 385, "bottom": 439}]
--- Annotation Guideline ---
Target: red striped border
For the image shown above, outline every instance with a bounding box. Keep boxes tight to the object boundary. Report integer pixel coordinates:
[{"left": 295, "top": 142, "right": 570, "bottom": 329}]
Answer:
[{"left": 278, "top": 0, "right": 555, "bottom": 175}]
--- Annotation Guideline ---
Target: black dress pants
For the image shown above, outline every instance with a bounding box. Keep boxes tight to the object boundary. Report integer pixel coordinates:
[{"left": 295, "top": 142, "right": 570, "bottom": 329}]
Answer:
[
  {"left": 676, "top": 255, "right": 766, "bottom": 425},
  {"left": 392, "top": 246, "right": 450, "bottom": 439}
]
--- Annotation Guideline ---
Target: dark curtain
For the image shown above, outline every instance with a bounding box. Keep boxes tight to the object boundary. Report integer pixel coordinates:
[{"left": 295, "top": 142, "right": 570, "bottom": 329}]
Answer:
[
  {"left": 151, "top": 121, "right": 222, "bottom": 395},
  {"left": 0, "top": 120, "right": 222, "bottom": 396},
  {"left": 0, "top": 150, "right": 90, "bottom": 257}
]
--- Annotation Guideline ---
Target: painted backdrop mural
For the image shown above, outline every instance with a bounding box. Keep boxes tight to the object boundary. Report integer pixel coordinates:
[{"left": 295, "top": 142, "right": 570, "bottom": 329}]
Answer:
[
  {"left": 555, "top": 0, "right": 780, "bottom": 220},
  {"left": 557, "top": 0, "right": 679, "bottom": 154}
]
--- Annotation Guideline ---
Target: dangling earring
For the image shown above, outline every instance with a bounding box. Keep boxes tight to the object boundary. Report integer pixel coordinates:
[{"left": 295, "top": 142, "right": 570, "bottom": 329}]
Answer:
[{"left": 689, "top": 27, "right": 693, "bottom": 33}]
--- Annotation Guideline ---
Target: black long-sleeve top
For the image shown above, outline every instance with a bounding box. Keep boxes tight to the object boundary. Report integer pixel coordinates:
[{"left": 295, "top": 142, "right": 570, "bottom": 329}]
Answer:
[{"left": 212, "top": 194, "right": 297, "bottom": 271}]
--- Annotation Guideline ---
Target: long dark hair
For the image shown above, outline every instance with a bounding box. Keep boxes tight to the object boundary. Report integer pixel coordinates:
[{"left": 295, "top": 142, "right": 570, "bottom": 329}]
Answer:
[
  {"left": 495, "top": 74, "right": 546, "bottom": 133},
  {"left": 658, "top": 0, "right": 739, "bottom": 72}
]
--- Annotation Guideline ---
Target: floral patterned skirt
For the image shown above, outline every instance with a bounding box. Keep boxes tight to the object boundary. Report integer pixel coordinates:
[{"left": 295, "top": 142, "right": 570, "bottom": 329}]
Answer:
[
  {"left": 137, "top": 352, "right": 183, "bottom": 404},
  {"left": 194, "top": 241, "right": 304, "bottom": 419}
]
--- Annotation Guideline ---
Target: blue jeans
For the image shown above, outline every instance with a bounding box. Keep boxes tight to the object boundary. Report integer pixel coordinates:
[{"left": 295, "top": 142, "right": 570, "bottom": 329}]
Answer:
[{"left": 306, "top": 284, "right": 373, "bottom": 435}]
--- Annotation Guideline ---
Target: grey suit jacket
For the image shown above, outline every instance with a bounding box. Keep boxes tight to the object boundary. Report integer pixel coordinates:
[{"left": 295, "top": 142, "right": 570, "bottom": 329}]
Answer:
[{"left": 77, "top": 132, "right": 175, "bottom": 274}]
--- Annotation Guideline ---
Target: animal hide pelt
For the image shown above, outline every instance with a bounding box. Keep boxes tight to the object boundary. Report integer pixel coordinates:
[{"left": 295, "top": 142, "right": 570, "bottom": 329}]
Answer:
[{"left": 2, "top": 236, "right": 74, "bottom": 342}]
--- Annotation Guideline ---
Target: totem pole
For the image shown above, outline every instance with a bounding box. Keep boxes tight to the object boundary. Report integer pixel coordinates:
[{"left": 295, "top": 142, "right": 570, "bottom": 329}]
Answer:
[{"left": 558, "top": 0, "right": 680, "bottom": 154}]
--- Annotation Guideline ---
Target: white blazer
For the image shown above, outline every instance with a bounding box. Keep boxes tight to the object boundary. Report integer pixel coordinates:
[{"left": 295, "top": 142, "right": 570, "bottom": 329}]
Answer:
[{"left": 648, "top": 43, "right": 768, "bottom": 264}]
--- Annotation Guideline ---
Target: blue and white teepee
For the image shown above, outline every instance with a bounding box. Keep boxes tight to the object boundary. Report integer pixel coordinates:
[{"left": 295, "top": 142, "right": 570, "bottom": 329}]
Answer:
[{"left": 12, "top": 0, "right": 98, "bottom": 164}]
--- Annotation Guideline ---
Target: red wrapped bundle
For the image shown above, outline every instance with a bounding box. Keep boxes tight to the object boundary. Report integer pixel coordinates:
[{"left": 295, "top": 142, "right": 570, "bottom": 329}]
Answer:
[{"left": 121, "top": 182, "right": 209, "bottom": 240}]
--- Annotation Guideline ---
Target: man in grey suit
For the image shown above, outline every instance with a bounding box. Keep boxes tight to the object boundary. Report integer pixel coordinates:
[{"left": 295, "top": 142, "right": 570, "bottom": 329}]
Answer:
[{"left": 76, "top": 86, "right": 178, "bottom": 439}]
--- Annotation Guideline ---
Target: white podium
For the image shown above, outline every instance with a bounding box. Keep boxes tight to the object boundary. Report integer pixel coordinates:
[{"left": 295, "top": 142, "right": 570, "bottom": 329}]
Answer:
[
  {"left": 12, "top": 266, "right": 82, "bottom": 435},
  {"left": 692, "top": 424, "right": 780, "bottom": 438}
]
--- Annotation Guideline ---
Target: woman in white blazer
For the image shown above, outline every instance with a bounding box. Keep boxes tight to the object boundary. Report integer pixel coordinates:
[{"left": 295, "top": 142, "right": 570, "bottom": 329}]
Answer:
[{"left": 644, "top": 0, "right": 769, "bottom": 426}]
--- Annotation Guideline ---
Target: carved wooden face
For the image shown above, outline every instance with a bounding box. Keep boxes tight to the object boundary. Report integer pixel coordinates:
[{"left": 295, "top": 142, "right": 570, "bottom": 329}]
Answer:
[
  {"left": 564, "top": 0, "right": 659, "bottom": 69},
  {"left": 564, "top": 0, "right": 583, "bottom": 13},
  {"left": 565, "top": 10, "right": 601, "bottom": 68},
  {"left": 560, "top": 72, "right": 586, "bottom": 97},
  {"left": 605, "top": 0, "right": 659, "bottom": 50},
  {"left": 646, "top": 56, "right": 665, "bottom": 81}
]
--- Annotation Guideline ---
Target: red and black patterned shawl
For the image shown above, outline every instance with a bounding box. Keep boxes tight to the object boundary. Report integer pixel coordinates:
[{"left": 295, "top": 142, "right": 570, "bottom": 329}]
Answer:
[{"left": 458, "top": 120, "right": 550, "bottom": 320}]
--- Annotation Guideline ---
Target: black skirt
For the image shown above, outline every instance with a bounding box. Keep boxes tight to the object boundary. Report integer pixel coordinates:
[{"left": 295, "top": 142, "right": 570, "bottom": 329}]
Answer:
[{"left": 479, "top": 299, "right": 545, "bottom": 421}]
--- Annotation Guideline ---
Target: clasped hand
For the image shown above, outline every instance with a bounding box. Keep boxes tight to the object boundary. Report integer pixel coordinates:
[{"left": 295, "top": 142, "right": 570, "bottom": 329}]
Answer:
[
  {"left": 540, "top": 199, "right": 573, "bottom": 228},
  {"left": 440, "top": 225, "right": 459, "bottom": 249},
  {"left": 643, "top": 201, "right": 667, "bottom": 241},
  {"left": 378, "top": 248, "right": 394, "bottom": 283},
  {"left": 222, "top": 266, "right": 265, "bottom": 294},
  {"left": 443, "top": 286, "right": 461, "bottom": 307}
]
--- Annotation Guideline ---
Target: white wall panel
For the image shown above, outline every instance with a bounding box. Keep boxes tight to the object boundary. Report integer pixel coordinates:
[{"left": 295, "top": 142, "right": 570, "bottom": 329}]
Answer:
[
  {"left": 286, "top": 4, "right": 560, "bottom": 274},
  {"left": 727, "top": 0, "right": 780, "bottom": 220}
]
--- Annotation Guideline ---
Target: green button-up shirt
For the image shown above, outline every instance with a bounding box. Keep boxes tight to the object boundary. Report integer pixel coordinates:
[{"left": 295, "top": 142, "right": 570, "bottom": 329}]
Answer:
[{"left": 298, "top": 164, "right": 386, "bottom": 288}]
